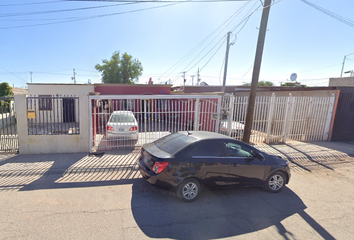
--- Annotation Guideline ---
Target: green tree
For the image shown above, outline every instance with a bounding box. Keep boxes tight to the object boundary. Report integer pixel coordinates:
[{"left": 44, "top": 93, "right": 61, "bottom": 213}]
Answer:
[
  {"left": 242, "top": 80, "right": 274, "bottom": 87},
  {"left": 0, "top": 82, "right": 13, "bottom": 97},
  {"left": 95, "top": 51, "right": 143, "bottom": 84},
  {"left": 0, "top": 82, "right": 13, "bottom": 113}
]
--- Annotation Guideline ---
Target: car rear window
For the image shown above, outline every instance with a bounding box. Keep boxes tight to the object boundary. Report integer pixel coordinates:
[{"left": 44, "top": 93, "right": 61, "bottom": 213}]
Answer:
[
  {"left": 154, "top": 132, "right": 197, "bottom": 154},
  {"left": 110, "top": 114, "right": 135, "bottom": 123}
]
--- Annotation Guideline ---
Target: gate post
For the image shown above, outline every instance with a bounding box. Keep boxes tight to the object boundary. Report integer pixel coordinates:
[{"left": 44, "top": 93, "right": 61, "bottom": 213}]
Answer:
[
  {"left": 15, "top": 95, "right": 28, "bottom": 154},
  {"left": 323, "top": 93, "right": 336, "bottom": 140},
  {"left": 266, "top": 93, "right": 276, "bottom": 144},
  {"left": 215, "top": 95, "right": 222, "bottom": 133},
  {"left": 283, "top": 93, "right": 293, "bottom": 143},
  {"left": 227, "top": 95, "right": 235, "bottom": 136},
  {"left": 89, "top": 96, "right": 93, "bottom": 153},
  {"left": 194, "top": 98, "right": 200, "bottom": 131}
]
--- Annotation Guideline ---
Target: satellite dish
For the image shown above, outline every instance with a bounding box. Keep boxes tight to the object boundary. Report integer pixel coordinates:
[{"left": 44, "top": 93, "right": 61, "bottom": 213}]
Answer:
[{"left": 290, "top": 73, "right": 297, "bottom": 82}]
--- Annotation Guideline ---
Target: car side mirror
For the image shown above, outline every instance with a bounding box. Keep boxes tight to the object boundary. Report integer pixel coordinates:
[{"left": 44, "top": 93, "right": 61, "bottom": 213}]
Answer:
[{"left": 251, "top": 150, "right": 265, "bottom": 161}]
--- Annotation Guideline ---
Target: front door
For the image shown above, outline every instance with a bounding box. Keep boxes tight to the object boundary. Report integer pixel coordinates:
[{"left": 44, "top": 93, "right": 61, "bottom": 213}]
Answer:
[{"left": 221, "top": 140, "right": 265, "bottom": 186}]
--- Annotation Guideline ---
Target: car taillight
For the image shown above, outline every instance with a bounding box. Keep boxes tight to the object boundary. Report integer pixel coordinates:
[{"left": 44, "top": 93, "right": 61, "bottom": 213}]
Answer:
[
  {"left": 106, "top": 126, "right": 114, "bottom": 131},
  {"left": 129, "top": 126, "right": 138, "bottom": 131},
  {"left": 152, "top": 161, "right": 169, "bottom": 174}
]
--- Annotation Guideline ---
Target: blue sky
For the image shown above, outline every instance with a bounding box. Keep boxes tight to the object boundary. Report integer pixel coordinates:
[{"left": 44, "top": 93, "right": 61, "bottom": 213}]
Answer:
[{"left": 0, "top": 0, "right": 353, "bottom": 88}]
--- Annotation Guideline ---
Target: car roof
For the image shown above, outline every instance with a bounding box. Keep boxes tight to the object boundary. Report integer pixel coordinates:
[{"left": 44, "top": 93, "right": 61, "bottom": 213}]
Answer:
[
  {"left": 112, "top": 111, "right": 134, "bottom": 115},
  {"left": 179, "top": 131, "right": 234, "bottom": 141}
]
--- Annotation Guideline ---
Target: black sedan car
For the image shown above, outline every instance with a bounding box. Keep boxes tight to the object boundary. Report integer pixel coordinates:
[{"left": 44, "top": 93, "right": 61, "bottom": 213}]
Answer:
[{"left": 137, "top": 131, "right": 290, "bottom": 202}]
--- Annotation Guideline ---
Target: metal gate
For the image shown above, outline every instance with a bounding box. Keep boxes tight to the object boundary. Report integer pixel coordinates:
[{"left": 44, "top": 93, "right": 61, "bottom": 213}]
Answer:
[
  {"left": 89, "top": 95, "right": 222, "bottom": 152},
  {"left": 219, "top": 93, "right": 336, "bottom": 144},
  {"left": 0, "top": 97, "right": 18, "bottom": 153},
  {"left": 331, "top": 89, "right": 354, "bottom": 141}
]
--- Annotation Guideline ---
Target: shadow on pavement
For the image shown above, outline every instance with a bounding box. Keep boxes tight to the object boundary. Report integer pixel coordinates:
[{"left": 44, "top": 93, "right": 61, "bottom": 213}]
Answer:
[
  {"left": 0, "top": 148, "right": 141, "bottom": 192},
  {"left": 256, "top": 141, "right": 354, "bottom": 172},
  {"left": 131, "top": 180, "right": 335, "bottom": 240}
]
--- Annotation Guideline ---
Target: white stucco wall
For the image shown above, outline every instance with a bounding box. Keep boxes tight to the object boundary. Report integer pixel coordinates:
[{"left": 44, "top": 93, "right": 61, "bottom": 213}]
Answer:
[
  {"left": 15, "top": 95, "right": 90, "bottom": 154},
  {"left": 27, "top": 83, "right": 94, "bottom": 96}
]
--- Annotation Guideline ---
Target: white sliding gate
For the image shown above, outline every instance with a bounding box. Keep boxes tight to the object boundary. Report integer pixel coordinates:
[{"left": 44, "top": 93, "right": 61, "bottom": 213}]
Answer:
[
  {"left": 220, "top": 93, "right": 336, "bottom": 144},
  {"left": 89, "top": 93, "right": 335, "bottom": 152},
  {"left": 89, "top": 95, "right": 222, "bottom": 152}
]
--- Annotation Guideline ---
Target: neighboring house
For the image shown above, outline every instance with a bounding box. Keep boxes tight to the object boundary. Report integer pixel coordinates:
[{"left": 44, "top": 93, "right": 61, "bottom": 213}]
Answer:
[
  {"left": 12, "top": 87, "right": 28, "bottom": 95},
  {"left": 172, "top": 85, "right": 237, "bottom": 94},
  {"left": 94, "top": 83, "right": 172, "bottom": 95},
  {"left": 27, "top": 83, "right": 94, "bottom": 96},
  {"left": 329, "top": 77, "right": 354, "bottom": 87}
]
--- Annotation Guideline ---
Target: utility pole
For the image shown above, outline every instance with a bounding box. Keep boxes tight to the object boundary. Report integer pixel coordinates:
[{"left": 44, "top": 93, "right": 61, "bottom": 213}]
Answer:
[
  {"left": 340, "top": 52, "right": 354, "bottom": 77},
  {"left": 182, "top": 71, "right": 186, "bottom": 89},
  {"left": 197, "top": 68, "right": 200, "bottom": 85},
  {"left": 191, "top": 75, "right": 195, "bottom": 86},
  {"left": 243, "top": 0, "right": 272, "bottom": 144},
  {"left": 340, "top": 55, "right": 346, "bottom": 78},
  {"left": 30, "top": 71, "right": 33, "bottom": 83},
  {"left": 222, "top": 32, "right": 231, "bottom": 93},
  {"left": 72, "top": 68, "right": 76, "bottom": 84}
]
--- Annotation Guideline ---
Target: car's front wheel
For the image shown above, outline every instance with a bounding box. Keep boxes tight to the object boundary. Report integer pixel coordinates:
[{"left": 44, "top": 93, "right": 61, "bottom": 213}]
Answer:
[
  {"left": 177, "top": 178, "right": 201, "bottom": 202},
  {"left": 263, "top": 171, "right": 286, "bottom": 193}
]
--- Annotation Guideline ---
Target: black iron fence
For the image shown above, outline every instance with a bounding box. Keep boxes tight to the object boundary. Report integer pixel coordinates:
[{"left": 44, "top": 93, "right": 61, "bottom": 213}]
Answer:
[
  {"left": 27, "top": 95, "right": 80, "bottom": 135},
  {"left": 0, "top": 97, "right": 18, "bottom": 153}
]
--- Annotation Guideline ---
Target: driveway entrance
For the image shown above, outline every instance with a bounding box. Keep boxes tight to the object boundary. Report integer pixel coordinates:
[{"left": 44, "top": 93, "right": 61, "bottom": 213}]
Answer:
[{"left": 89, "top": 94, "right": 222, "bottom": 152}]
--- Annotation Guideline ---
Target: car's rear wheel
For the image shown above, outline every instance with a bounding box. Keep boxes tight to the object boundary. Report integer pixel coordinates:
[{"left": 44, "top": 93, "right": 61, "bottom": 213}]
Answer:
[
  {"left": 177, "top": 178, "right": 201, "bottom": 202},
  {"left": 263, "top": 171, "right": 286, "bottom": 193}
]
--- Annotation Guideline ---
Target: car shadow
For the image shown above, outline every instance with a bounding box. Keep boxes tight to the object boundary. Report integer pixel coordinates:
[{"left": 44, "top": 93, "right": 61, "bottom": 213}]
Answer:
[{"left": 131, "top": 180, "right": 335, "bottom": 240}]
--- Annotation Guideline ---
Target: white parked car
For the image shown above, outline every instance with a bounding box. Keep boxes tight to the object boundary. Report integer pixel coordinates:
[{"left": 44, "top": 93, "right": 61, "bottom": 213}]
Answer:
[
  {"left": 220, "top": 121, "right": 245, "bottom": 137},
  {"left": 106, "top": 111, "right": 138, "bottom": 141}
]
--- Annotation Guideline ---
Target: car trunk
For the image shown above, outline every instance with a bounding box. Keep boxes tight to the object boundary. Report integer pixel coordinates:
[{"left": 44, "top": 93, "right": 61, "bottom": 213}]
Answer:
[{"left": 141, "top": 144, "right": 172, "bottom": 170}]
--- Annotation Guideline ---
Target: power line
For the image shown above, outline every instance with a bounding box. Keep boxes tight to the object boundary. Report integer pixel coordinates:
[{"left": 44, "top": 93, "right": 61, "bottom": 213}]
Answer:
[
  {"left": 219, "top": 56, "right": 225, "bottom": 85},
  {"left": 158, "top": 0, "right": 253, "bottom": 82},
  {"left": 0, "top": 2, "right": 137, "bottom": 18},
  {"left": 0, "top": 2, "right": 181, "bottom": 29},
  {"left": 0, "top": 1, "right": 61, "bottom": 7},
  {"left": 62, "top": 0, "right": 254, "bottom": 2},
  {"left": 268, "top": 63, "right": 342, "bottom": 79},
  {"left": 300, "top": 0, "right": 354, "bottom": 28},
  {"left": 0, "top": 66, "right": 27, "bottom": 83},
  {"left": 179, "top": 1, "right": 259, "bottom": 73},
  {"left": 199, "top": 37, "right": 226, "bottom": 72},
  {"left": 242, "top": 63, "right": 253, "bottom": 77},
  {"left": 169, "top": 0, "right": 261, "bottom": 85},
  {"left": 174, "top": 1, "right": 260, "bottom": 84}
]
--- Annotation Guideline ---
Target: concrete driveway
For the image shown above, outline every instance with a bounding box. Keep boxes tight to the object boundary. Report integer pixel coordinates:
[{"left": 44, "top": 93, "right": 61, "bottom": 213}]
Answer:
[{"left": 1, "top": 141, "right": 354, "bottom": 239}]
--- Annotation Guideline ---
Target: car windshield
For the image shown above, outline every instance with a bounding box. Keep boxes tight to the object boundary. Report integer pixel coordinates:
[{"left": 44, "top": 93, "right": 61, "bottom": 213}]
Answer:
[
  {"left": 110, "top": 114, "right": 135, "bottom": 123},
  {"left": 154, "top": 132, "right": 197, "bottom": 154}
]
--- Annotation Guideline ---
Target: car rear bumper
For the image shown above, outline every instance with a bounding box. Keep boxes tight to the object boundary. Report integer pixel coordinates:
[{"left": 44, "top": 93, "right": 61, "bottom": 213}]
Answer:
[
  {"left": 107, "top": 132, "right": 138, "bottom": 140},
  {"left": 137, "top": 158, "right": 177, "bottom": 191}
]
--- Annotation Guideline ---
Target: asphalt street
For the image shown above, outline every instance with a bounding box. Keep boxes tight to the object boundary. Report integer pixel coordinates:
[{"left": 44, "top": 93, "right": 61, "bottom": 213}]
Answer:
[{"left": 1, "top": 141, "right": 354, "bottom": 240}]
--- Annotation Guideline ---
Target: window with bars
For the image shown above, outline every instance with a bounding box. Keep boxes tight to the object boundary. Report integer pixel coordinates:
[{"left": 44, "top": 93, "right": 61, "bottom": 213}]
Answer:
[{"left": 39, "top": 95, "right": 52, "bottom": 111}]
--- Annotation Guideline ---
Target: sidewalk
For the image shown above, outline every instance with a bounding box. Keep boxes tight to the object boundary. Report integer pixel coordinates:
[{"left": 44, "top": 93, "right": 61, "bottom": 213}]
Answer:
[
  {"left": 256, "top": 141, "right": 354, "bottom": 172},
  {"left": 0, "top": 141, "right": 353, "bottom": 192}
]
